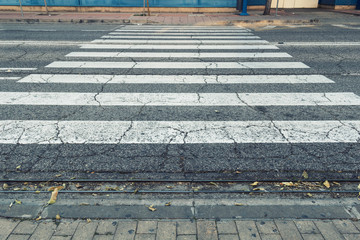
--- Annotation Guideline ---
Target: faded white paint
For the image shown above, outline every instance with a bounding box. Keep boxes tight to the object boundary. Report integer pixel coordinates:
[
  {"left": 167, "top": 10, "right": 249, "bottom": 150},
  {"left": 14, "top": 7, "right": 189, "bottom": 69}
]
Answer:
[
  {"left": 0, "top": 120, "right": 359, "bottom": 144},
  {"left": 18, "top": 74, "right": 334, "bottom": 84},
  {"left": 66, "top": 52, "right": 292, "bottom": 58},
  {"left": 92, "top": 39, "right": 269, "bottom": 44},
  {"left": 0, "top": 92, "right": 358, "bottom": 106},
  {"left": 46, "top": 61, "right": 309, "bottom": 69},
  {"left": 80, "top": 44, "right": 279, "bottom": 50},
  {"left": 101, "top": 35, "right": 260, "bottom": 39}
]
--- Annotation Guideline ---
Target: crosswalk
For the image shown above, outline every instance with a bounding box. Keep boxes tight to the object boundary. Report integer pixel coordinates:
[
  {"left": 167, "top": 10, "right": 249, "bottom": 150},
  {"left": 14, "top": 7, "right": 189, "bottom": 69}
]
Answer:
[{"left": 1, "top": 25, "right": 360, "bottom": 178}]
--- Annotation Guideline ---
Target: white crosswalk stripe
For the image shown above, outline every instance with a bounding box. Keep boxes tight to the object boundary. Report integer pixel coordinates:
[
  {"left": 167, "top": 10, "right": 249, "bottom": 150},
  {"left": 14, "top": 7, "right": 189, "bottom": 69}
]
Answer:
[
  {"left": 80, "top": 44, "right": 279, "bottom": 50},
  {"left": 101, "top": 35, "right": 260, "bottom": 39},
  {"left": 46, "top": 61, "right": 308, "bottom": 69},
  {"left": 65, "top": 52, "right": 292, "bottom": 58},
  {"left": 91, "top": 39, "right": 269, "bottom": 44},
  {"left": 1, "top": 92, "right": 358, "bottom": 106},
  {"left": 18, "top": 74, "right": 334, "bottom": 84},
  {"left": 1, "top": 120, "right": 359, "bottom": 144}
]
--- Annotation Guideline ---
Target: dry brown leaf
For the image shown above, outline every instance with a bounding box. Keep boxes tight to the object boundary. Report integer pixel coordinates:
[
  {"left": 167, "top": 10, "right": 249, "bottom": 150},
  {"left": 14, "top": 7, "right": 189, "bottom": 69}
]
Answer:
[
  {"left": 235, "top": 171, "right": 241, "bottom": 174},
  {"left": 48, "top": 186, "right": 64, "bottom": 191},
  {"left": 148, "top": 205, "right": 156, "bottom": 212},
  {"left": 250, "top": 181, "right": 259, "bottom": 186},
  {"left": 80, "top": 203, "right": 90, "bottom": 206},
  {"left": 48, "top": 187, "right": 64, "bottom": 205},
  {"left": 302, "top": 171, "right": 309, "bottom": 179},
  {"left": 75, "top": 183, "right": 83, "bottom": 189},
  {"left": 235, "top": 203, "right": 244, "bottom": 206},
  {"left": 281, "top": 182, "right": 295, "bottom": 187},
  {"left": 323, "top": 180, "right": 331, "bottom": 189},
  {"left": 253, "top": 187, "right": 265, "bottom": 191},
  {"left": 166, "top": 186, "right": 174, "bottom": 189},
  {"left": 333, "top": 182, "right": 341, "bottom": 186},
  {"left": 56, "top": 214, "right": 61, "bottom": 220},
  {"left": 165, "top": 202, "right": 171, "bottom": 206}
]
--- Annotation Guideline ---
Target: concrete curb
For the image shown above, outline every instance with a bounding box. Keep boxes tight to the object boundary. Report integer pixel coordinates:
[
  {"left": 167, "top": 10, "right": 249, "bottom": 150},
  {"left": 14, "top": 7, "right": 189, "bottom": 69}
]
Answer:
[{"left": 1, "top": 197, "right": 359, "bottom": 220}]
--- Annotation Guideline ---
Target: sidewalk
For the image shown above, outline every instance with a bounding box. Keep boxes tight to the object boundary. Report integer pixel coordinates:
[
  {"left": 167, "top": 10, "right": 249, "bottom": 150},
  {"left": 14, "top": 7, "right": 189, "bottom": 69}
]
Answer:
[
  {"left": 1, "top": 218, "right": 360, "bottom": 239},
  {"left": 0, "top": 8, "right": 358, "bottom": 25}
]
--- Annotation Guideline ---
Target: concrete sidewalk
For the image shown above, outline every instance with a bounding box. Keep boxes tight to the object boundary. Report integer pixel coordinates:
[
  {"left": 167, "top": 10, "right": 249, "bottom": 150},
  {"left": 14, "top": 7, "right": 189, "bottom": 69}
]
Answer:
[
  {"left": 0, "top": 8, "right": 358, "bottom": 25},
  {"left": 1, "top": 218, "right": 360, "bottom": 240}
]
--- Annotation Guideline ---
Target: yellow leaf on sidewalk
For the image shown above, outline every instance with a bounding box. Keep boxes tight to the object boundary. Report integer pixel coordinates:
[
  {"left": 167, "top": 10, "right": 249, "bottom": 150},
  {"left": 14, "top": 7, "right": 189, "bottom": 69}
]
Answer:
[
  {"left": 250, "top": 181, "right": 259, "bottom": 186},
  {"left": 48, "top": 186, "right": 64, "bottom": 205},
  {"left": 148, "top": 205, "right": 156, "bottom": 211},
  {"left": 323, "top": 180, "right": 331, "bottom": 188},
  {"left": 302, "top": 171, "right": 309, "bottom": 179},
  {"left": 56, "top": 214, "right": 61, "bottom": 220}
]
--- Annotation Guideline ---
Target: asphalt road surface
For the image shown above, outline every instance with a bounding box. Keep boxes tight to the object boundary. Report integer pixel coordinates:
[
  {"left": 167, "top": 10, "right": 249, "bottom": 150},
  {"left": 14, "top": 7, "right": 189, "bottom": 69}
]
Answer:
[{"left": 0, "top": 22, "right": 359, "bottom": 180}]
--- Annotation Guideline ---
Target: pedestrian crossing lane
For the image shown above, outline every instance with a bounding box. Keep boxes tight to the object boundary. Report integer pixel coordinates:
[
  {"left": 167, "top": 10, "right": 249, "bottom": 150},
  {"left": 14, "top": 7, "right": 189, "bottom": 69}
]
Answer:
[{"left": 1, "top": 26, "right": 360, "bottom": 144}]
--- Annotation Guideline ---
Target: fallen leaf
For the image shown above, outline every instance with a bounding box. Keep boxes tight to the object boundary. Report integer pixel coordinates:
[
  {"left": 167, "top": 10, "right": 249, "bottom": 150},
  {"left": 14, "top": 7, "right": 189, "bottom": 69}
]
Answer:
[
  {"left": 70, "top": 177, "right": 76, "bottom": 180},
  {"left": 15, "top": 200, "right": 22, "bottom": 205},
  {"left": 87, "top": 218, "right": 91, "bottom": 223},
  {"left": 192, "top": 187, "right": 200, "bottom": 191},
  {"left": 9, "top": 202, "right": 13, "bottom": 208},
  {"left": 75, "top": 183, "right": 83, "bottom": 189},
  {"left": 148, "top": 205, "right": 156, "bottom": 211},
  {"left": 35, "top": 191, "right": 41, "bottom": 194},
  {"left": 235, "top": 171, "right": 241, "bottom": 174},
  {"left": 55, "top": 174, "right": 62, "bottom": 178},
  {"left": 250, "top": 181, "right": 259, "bottom": 186},
  {"left": 209, "top": 182, "right": 219, "bottom": 187},
  {"left": 306, "top": 193, "right": 313, "bottom": 197},
  {"left": 79, "top": 203, "right": 90, "bottom": 206},
  {"left": 56, "top": 214, "right": 61, "bottom": 220},
  {"left": 253, "top": 188, "right": 265, "bottom": 191},
  {"left": 133, "top": 188, "right": 139, "bottom": 194},
  {"left": 166, "top": 186, "right": 174, "bottom": 189},
  {"left": 333, "top": 182, "right": 341, "bottom": 186},
  {"left": 358, "top": 184, "right": 360, "bottom": 190},
  {"left": 48, "top": 186, "right": 64, "bottom": 191},
  {"left": 323, "top": 180, "right": 331, "bottom": 189},
  {"left": 302, "top": 171, "right": 309, "bottom": 179},
  {"left": 36, "top": 216, "right": 42, "bottom": 221},
  {"left": 48, "top": 187, "right": 64, "bottom": 205},
  {"left": 16, "top": 165, "right": 21, "bottom": 170},
  {"left": 3, "top": 183, "right": 9, "bottom": 190},
  {"left": 235, "top": 203, "right": 244, "bottom": 206},
  {"left": 281, "top": 182, "right": 295, "bottom": 187},
  {"left": 215, "top": 110, "right": 220, "bottom": 113},
  {"left": 165, "top": 202, "right": 171, "bottom": 206},
  {"left": 13, "top": 188, "right": 21, "bottom": 191}
]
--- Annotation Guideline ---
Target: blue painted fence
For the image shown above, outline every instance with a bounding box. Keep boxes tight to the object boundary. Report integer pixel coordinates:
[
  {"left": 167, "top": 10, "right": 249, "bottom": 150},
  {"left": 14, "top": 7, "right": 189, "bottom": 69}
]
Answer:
[{"left": 0, "top": 0, "right": 266, "bottom": 7}]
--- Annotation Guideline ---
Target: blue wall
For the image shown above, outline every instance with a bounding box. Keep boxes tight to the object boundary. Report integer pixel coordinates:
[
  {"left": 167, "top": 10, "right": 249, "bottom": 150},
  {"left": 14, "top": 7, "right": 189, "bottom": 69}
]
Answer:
[
  {"left": 0, "top": 0, "right": 265, "bottom": 7},
  {"left": 319, "top": 0, "right": 357, "bottom": 5}
]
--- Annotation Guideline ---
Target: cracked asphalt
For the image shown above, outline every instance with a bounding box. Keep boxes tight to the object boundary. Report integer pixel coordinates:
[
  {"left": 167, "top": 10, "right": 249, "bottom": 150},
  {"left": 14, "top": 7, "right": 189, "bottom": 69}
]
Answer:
[{"left": 0, "top": 23, "right": 360, "bottom": 180}]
